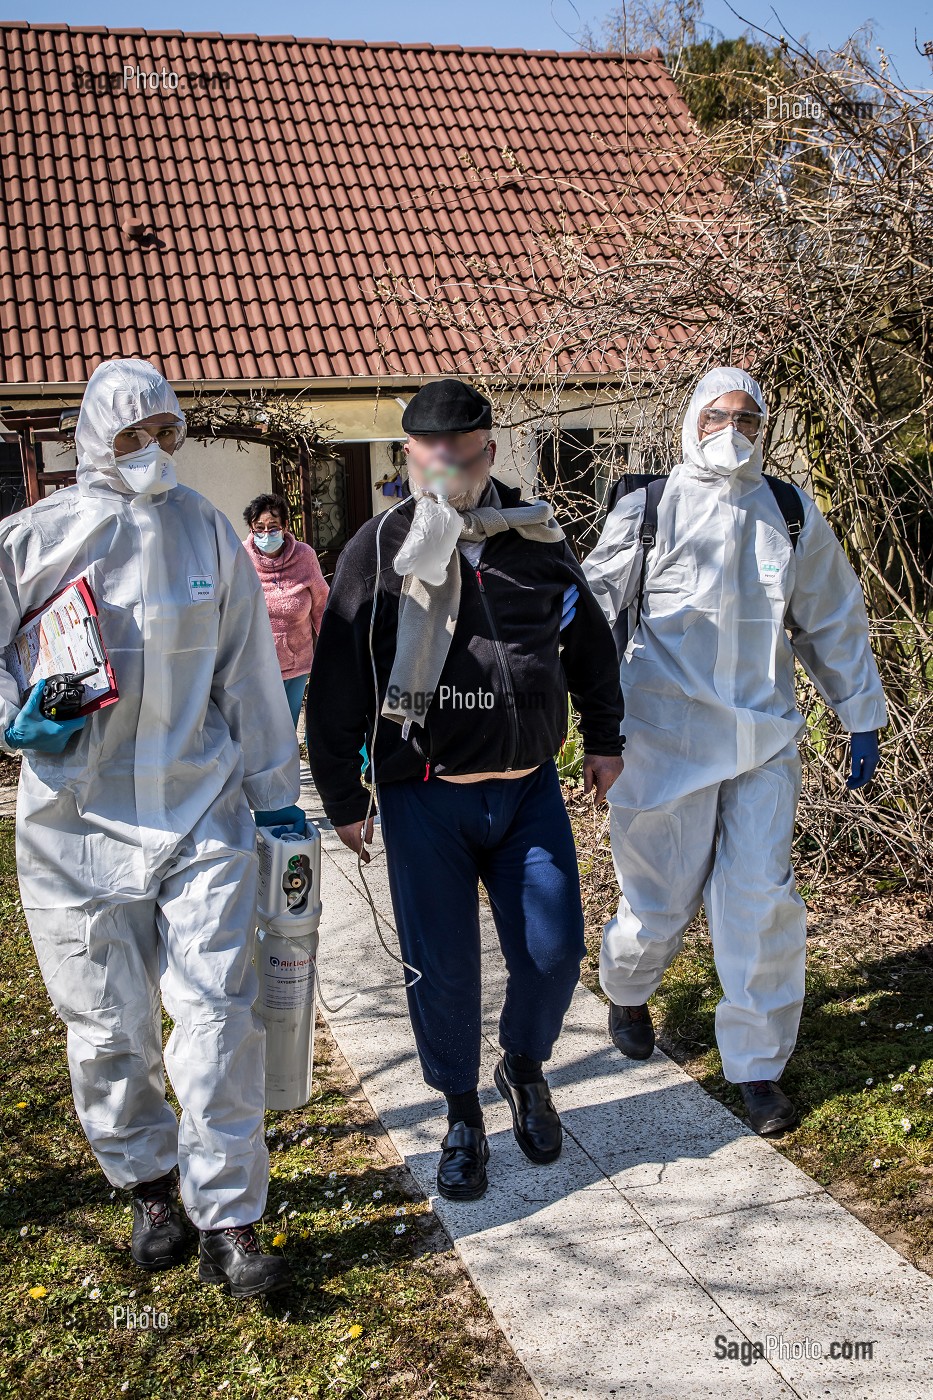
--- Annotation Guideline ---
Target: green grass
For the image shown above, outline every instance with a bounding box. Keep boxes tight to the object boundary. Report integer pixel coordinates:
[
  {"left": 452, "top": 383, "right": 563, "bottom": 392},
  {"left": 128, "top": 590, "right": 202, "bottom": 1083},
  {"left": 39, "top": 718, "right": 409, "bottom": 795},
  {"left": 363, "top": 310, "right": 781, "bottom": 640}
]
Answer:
[
  {"left": 570, "top": 801, "right": 933, "bottom": 1272},
  {"left": 0, "top": 820, "right": 528, "bottom": 1400}
]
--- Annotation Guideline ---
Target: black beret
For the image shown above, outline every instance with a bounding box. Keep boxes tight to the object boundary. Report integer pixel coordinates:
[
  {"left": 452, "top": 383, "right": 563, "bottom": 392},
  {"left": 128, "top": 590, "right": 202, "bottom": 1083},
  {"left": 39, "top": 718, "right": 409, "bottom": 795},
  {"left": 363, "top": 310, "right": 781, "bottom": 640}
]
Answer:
[{"left": 401, "top": 379, "right": 493, "bottom": 434}]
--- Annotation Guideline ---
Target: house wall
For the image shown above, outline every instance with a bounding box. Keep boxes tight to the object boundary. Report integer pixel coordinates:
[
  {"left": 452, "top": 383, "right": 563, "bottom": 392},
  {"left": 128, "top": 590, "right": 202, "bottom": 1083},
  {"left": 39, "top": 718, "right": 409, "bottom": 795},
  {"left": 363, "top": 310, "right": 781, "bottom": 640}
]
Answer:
[{"left": 38, "top": 436, "right": 273, "bottom": 537}]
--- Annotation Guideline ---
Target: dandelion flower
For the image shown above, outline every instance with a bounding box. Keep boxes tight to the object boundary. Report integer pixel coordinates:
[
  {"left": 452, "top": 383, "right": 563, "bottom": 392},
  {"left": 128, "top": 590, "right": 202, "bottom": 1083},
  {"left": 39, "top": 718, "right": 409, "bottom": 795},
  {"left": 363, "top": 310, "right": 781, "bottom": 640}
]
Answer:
[
  {"left": 347, "top": 1324, "right": 363, "bottom": 1340},
  {"left": 28, "top": 1286, "right": 47, "bottom": 1299},
  {"left": 15, "top": 1101, "right": 27, "bottom": 1109},
  {"left": 272, "top": 1233, "right": 287, "bottom": 1247}
]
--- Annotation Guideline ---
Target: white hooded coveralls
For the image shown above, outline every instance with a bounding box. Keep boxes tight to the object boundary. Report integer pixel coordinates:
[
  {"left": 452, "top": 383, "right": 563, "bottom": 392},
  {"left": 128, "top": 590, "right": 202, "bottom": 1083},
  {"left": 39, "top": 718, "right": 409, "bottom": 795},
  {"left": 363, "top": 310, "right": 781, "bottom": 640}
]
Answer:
[
  {"left": 583, "top": 369, "right": 888, "bottom": 1082},
  {"left": 0, "top": 360, "right": 300, "bottom": 1227}
]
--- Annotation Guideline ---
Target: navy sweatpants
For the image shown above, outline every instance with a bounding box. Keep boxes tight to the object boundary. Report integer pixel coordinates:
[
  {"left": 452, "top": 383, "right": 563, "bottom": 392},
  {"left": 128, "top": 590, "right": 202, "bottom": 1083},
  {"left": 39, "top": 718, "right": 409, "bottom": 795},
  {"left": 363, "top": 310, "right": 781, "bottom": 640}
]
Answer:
[{"left": 376, "top": 761, "right": 585, "bottom": 1095}]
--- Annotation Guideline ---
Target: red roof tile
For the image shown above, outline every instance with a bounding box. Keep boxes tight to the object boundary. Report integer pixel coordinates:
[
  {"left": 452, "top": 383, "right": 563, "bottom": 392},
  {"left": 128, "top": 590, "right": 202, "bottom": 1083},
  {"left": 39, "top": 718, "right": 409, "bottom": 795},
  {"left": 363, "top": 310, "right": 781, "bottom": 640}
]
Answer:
[{"left": 0, "top": 21, "right": 704, "bottom": 386}]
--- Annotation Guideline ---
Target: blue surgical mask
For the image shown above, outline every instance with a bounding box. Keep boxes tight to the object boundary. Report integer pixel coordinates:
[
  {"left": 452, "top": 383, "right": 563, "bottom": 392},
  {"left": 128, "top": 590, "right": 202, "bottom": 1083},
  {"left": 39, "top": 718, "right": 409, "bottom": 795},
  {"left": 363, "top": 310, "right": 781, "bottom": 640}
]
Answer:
[{"left": 253, "top": 530, "right": 285, "bottom": 554}]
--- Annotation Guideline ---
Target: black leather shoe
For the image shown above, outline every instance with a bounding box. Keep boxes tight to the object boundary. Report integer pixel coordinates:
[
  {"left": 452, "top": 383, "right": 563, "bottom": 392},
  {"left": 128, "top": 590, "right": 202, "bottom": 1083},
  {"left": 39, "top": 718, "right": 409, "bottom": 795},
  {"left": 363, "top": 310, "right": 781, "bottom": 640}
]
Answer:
[
  {"left": 198, "top": 1224, "right": 292, "bottom": 1298},
  {"left": 437, "top": 1122, "right": 489, "bottom": 1201},
  {"left": 609, "top": 1002, "right": 655, "bottom": 1059},
  {"left": 494, "top": 1056, "right": 562, "bottom": 1165},
  {"left": 738, "top": 1080, "right": 799, "bottom": 1136},
  {"left": 130, "top": 1170, "right": 191, "bottom": 1271}
]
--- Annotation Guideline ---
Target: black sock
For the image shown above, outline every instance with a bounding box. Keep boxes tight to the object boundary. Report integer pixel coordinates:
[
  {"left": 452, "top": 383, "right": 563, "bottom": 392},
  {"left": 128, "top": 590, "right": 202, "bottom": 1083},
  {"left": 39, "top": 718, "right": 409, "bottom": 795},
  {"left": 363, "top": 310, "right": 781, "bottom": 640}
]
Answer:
[
  {"left": 504, "top": 1052, "right": 545, "bottom": 1085},
  {"left": 445, "top": 1089, "right": 484, "bottom": 1131}
]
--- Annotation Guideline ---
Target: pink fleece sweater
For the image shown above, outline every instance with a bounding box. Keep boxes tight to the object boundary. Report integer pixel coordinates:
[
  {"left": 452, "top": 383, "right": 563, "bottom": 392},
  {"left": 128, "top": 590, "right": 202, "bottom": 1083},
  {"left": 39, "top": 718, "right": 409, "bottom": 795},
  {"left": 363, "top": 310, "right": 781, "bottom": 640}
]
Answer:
[{"left": 244, "top": 532, "right": 330, "bottom": 680}]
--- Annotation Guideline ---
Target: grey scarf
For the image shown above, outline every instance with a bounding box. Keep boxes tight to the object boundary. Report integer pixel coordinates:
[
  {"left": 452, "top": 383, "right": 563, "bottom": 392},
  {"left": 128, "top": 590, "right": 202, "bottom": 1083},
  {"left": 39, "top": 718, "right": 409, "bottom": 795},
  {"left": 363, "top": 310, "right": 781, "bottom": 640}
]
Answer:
[{"left": 382, "top": 481, "right": 564, "bottom": 728}]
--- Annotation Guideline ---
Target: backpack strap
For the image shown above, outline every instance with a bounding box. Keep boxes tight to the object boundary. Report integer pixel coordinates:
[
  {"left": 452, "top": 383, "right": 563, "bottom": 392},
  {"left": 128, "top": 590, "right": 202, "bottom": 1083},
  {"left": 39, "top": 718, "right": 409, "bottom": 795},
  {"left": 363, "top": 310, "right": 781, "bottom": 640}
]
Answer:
[
  {"left": 764, "top": 474, "right": 805, "bottom": 551},
  {"left": 634, "top": 477, "right": 667, "bottom": 629}
]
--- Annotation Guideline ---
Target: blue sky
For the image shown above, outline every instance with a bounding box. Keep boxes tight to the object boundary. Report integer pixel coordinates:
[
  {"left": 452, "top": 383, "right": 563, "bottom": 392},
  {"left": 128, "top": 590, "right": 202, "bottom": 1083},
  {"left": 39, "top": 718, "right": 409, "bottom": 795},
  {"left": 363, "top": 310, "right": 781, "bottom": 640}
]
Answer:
[{"left": 3, "top": 0, "right": 930, "bottom": 88}]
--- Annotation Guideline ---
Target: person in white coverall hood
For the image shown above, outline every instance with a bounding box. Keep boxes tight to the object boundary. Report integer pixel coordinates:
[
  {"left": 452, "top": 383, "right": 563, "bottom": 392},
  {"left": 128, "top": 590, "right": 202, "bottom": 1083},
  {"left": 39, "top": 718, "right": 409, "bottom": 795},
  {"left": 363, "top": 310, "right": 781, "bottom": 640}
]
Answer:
[
  {"left": 583, "top": 367, "right": 888, "bottom": 1135},
  {"left": 0, "top": 359, "right": 302, "bottom": 1296}
]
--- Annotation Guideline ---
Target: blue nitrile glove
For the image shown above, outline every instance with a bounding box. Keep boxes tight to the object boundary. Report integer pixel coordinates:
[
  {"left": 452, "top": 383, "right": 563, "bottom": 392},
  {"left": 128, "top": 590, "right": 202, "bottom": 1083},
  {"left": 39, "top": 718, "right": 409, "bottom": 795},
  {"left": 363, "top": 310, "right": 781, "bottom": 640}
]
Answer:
[
  {"left": 4, "top": 680, "right": 87, "bottom": 754},
  {"left": 847, "top": 731, "right": 880, "bottom": 790},
  {"left": 255, "top": 805, "right": 307, "bottom": 834},
  {"left": 561, "top": 583, "right": 579, "bottom": 630}
]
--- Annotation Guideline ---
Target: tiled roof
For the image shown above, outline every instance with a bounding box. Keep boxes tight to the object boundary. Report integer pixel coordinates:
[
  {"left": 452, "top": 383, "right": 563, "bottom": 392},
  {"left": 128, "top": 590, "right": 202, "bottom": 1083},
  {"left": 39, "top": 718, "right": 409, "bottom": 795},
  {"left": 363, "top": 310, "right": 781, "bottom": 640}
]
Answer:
[{"left": 0, "top": 22, "right": 702, "bottom": 388}]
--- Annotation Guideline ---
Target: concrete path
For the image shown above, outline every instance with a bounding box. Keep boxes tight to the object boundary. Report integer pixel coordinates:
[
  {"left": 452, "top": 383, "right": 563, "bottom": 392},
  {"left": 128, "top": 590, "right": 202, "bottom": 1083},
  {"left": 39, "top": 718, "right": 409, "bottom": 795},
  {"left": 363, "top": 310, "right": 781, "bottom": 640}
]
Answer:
[{"left": 305, "top": 766, "right": 932, "bottom": 1398}]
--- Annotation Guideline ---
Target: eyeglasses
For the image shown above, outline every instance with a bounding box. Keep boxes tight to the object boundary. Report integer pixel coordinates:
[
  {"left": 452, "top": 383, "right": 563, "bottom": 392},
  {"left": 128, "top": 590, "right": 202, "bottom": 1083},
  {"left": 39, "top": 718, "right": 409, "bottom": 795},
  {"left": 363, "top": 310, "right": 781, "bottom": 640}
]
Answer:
[
  {"left": 113, "top": 422, "right": 184, "bottom": 457},
  {"left": 700, "top": 408, "right": 764, "bottom": 435}
]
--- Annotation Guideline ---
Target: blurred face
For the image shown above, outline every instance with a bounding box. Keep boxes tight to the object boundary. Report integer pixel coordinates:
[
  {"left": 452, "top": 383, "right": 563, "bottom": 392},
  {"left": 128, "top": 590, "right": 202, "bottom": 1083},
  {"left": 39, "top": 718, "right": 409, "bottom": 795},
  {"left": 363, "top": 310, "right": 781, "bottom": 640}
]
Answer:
[
  {"left": 697, "top": 391, "right": 763, "bottom": 441},
  {"left": 405, "top": 429, "right": 495, "bottom": 509},
  {"left": 112, "top": 412, "right": 184, "bottom": 460}
]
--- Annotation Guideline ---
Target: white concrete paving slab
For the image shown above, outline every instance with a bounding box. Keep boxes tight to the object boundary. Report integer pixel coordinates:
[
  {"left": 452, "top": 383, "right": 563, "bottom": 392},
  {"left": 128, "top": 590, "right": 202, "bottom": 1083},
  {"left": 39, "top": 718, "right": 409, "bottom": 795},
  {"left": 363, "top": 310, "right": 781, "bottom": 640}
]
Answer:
[{"left": 300, "top": 766, "right": 933, "bottom": 1400}]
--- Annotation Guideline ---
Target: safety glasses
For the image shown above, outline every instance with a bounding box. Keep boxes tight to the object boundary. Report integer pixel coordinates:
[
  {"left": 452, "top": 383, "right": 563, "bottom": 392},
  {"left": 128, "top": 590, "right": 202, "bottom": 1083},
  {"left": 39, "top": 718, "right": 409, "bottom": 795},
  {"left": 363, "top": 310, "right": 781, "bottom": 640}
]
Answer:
[
  {"left": 112, "top": 420, "right": 185, "bottom": 459},
  {"left": 700, "top": 408, "right": 764, "bottom": 436}
]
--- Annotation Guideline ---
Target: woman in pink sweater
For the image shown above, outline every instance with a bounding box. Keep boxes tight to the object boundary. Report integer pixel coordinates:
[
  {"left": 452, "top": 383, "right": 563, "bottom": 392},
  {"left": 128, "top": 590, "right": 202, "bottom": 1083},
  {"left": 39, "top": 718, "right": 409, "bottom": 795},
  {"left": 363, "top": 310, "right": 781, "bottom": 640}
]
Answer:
[{"left": 243, "top": 494, "right": 329, "bottom": 727}]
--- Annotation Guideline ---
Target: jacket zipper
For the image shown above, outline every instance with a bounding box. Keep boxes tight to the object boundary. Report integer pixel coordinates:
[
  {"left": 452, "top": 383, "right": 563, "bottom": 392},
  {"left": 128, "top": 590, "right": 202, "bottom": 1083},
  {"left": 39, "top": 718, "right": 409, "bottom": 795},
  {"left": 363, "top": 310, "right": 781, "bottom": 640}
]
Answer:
[{"left": 474, "top": 566, "right": 519, "bottom": 770}]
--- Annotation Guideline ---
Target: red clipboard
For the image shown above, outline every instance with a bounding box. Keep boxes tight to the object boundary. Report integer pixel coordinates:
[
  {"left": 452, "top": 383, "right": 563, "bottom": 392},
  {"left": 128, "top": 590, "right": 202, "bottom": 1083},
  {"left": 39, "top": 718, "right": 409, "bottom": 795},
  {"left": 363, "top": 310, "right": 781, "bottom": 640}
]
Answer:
[{"left": 8, "top": 577, "right": 118, "bottom": 717}]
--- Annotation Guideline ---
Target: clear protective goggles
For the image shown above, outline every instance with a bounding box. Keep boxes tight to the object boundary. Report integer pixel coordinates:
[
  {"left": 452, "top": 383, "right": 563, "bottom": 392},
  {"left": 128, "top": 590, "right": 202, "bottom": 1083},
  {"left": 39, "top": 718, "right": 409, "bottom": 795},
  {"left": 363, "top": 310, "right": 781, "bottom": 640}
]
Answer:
[{"left": 112, "top": 417, "right": 186, "bottom": 460}]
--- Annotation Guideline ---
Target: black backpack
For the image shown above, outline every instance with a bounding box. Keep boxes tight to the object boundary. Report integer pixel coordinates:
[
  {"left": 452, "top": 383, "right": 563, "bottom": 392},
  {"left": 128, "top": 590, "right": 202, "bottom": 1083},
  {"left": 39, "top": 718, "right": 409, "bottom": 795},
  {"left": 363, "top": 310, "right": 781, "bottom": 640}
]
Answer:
[{"left": 605, "top": 472, "right": 805, "bottom": 661}]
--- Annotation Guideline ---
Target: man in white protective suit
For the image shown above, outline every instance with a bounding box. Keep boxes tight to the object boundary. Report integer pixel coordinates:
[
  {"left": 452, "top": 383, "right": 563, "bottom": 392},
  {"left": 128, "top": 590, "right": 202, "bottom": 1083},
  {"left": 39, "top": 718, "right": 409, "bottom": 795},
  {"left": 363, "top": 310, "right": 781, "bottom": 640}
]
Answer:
[
  {"left": 583, "top": 367, "right": 888, "bottom": 1134},
  {"left": 0, "top": 359, "right": 304, "bottom": 1296}
]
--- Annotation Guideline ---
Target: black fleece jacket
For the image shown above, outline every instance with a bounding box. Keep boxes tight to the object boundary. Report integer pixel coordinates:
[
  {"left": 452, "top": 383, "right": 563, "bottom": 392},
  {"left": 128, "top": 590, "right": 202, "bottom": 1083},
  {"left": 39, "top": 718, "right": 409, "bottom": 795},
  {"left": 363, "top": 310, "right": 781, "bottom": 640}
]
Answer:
[{"left": 306, "top": 478, "right": 625, "bottom": 825}]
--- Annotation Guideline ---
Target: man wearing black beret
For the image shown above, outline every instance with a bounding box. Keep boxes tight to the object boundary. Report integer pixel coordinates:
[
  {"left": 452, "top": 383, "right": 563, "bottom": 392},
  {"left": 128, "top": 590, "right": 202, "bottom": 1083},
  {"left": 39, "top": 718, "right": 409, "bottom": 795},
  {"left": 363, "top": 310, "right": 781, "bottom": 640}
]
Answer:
[{"left": 307, "top": 378, "right": 625, "bottom": 1200}]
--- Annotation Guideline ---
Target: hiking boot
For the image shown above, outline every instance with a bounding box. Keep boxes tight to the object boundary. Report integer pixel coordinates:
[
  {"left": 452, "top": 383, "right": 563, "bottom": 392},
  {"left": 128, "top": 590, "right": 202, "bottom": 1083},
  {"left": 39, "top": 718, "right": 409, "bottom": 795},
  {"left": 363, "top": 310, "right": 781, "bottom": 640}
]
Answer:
[
  {"left": 199, "top": 1224, "right": 292, "bottom": 1298},
  {"left": 130, "top": 1169, "right": 190, "bottom": 1271}
]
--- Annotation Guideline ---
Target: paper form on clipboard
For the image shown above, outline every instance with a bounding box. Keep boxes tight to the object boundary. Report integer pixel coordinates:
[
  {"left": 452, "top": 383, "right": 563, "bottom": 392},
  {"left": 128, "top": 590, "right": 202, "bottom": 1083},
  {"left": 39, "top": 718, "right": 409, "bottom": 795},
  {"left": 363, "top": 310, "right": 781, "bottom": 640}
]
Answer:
[{"left": 3, "top": 578, "right": 118, "bottom": 716}]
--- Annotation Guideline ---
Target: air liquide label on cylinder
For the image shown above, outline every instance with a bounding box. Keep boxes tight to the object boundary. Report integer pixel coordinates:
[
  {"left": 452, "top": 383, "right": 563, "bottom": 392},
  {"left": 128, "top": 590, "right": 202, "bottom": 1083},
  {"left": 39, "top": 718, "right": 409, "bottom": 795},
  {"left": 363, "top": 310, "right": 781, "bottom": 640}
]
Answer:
[{"left": 261, "top": 940, "right": 316, "bottom": 1013}]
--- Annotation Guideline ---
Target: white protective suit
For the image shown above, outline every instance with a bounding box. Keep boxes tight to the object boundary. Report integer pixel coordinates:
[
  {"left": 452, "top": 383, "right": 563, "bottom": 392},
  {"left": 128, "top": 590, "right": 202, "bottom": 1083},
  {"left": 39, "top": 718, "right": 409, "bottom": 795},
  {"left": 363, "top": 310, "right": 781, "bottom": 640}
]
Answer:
[
  {"left": 0, "top": 360, "right": 300, "bottom": 1228},
  {"left": 583, "top": 368, "right": 887, "bottom": 1082}
]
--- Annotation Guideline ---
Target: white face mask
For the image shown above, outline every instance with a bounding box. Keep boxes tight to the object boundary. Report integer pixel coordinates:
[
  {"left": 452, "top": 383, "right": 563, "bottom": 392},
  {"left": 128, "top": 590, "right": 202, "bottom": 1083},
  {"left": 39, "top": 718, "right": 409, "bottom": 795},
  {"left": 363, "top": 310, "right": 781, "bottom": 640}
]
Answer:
[
  {"left": 698, "top": 426, "right": 756, "bottom": 476},
  {"left": 114, "top": 443, "right": 176, "bottom": 495}
]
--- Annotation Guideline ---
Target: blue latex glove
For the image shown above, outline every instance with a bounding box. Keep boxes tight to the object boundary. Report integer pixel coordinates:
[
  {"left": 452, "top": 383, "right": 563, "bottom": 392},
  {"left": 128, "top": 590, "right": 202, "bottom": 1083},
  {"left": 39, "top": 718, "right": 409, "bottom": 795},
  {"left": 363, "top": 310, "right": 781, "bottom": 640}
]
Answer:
[
  {"left": 561, "top": 583, "right": 579, "bottom": 631},
  {"left": 4, "top": 680, "right": 87, "bottom": 754},
  {"left": 848, "top": 731, "right": 880, "bottom": 790},
  {"left": 254, "top": 805, "right": 307, "bottom": 834}
]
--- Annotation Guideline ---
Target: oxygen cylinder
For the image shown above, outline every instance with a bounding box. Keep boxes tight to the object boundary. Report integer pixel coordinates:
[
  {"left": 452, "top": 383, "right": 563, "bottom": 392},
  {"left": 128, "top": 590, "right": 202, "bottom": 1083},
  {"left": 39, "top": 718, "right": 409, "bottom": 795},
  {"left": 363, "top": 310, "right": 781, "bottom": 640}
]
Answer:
[{"left": 254, "top": 822, "right": 323, "bottom": 1111}]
